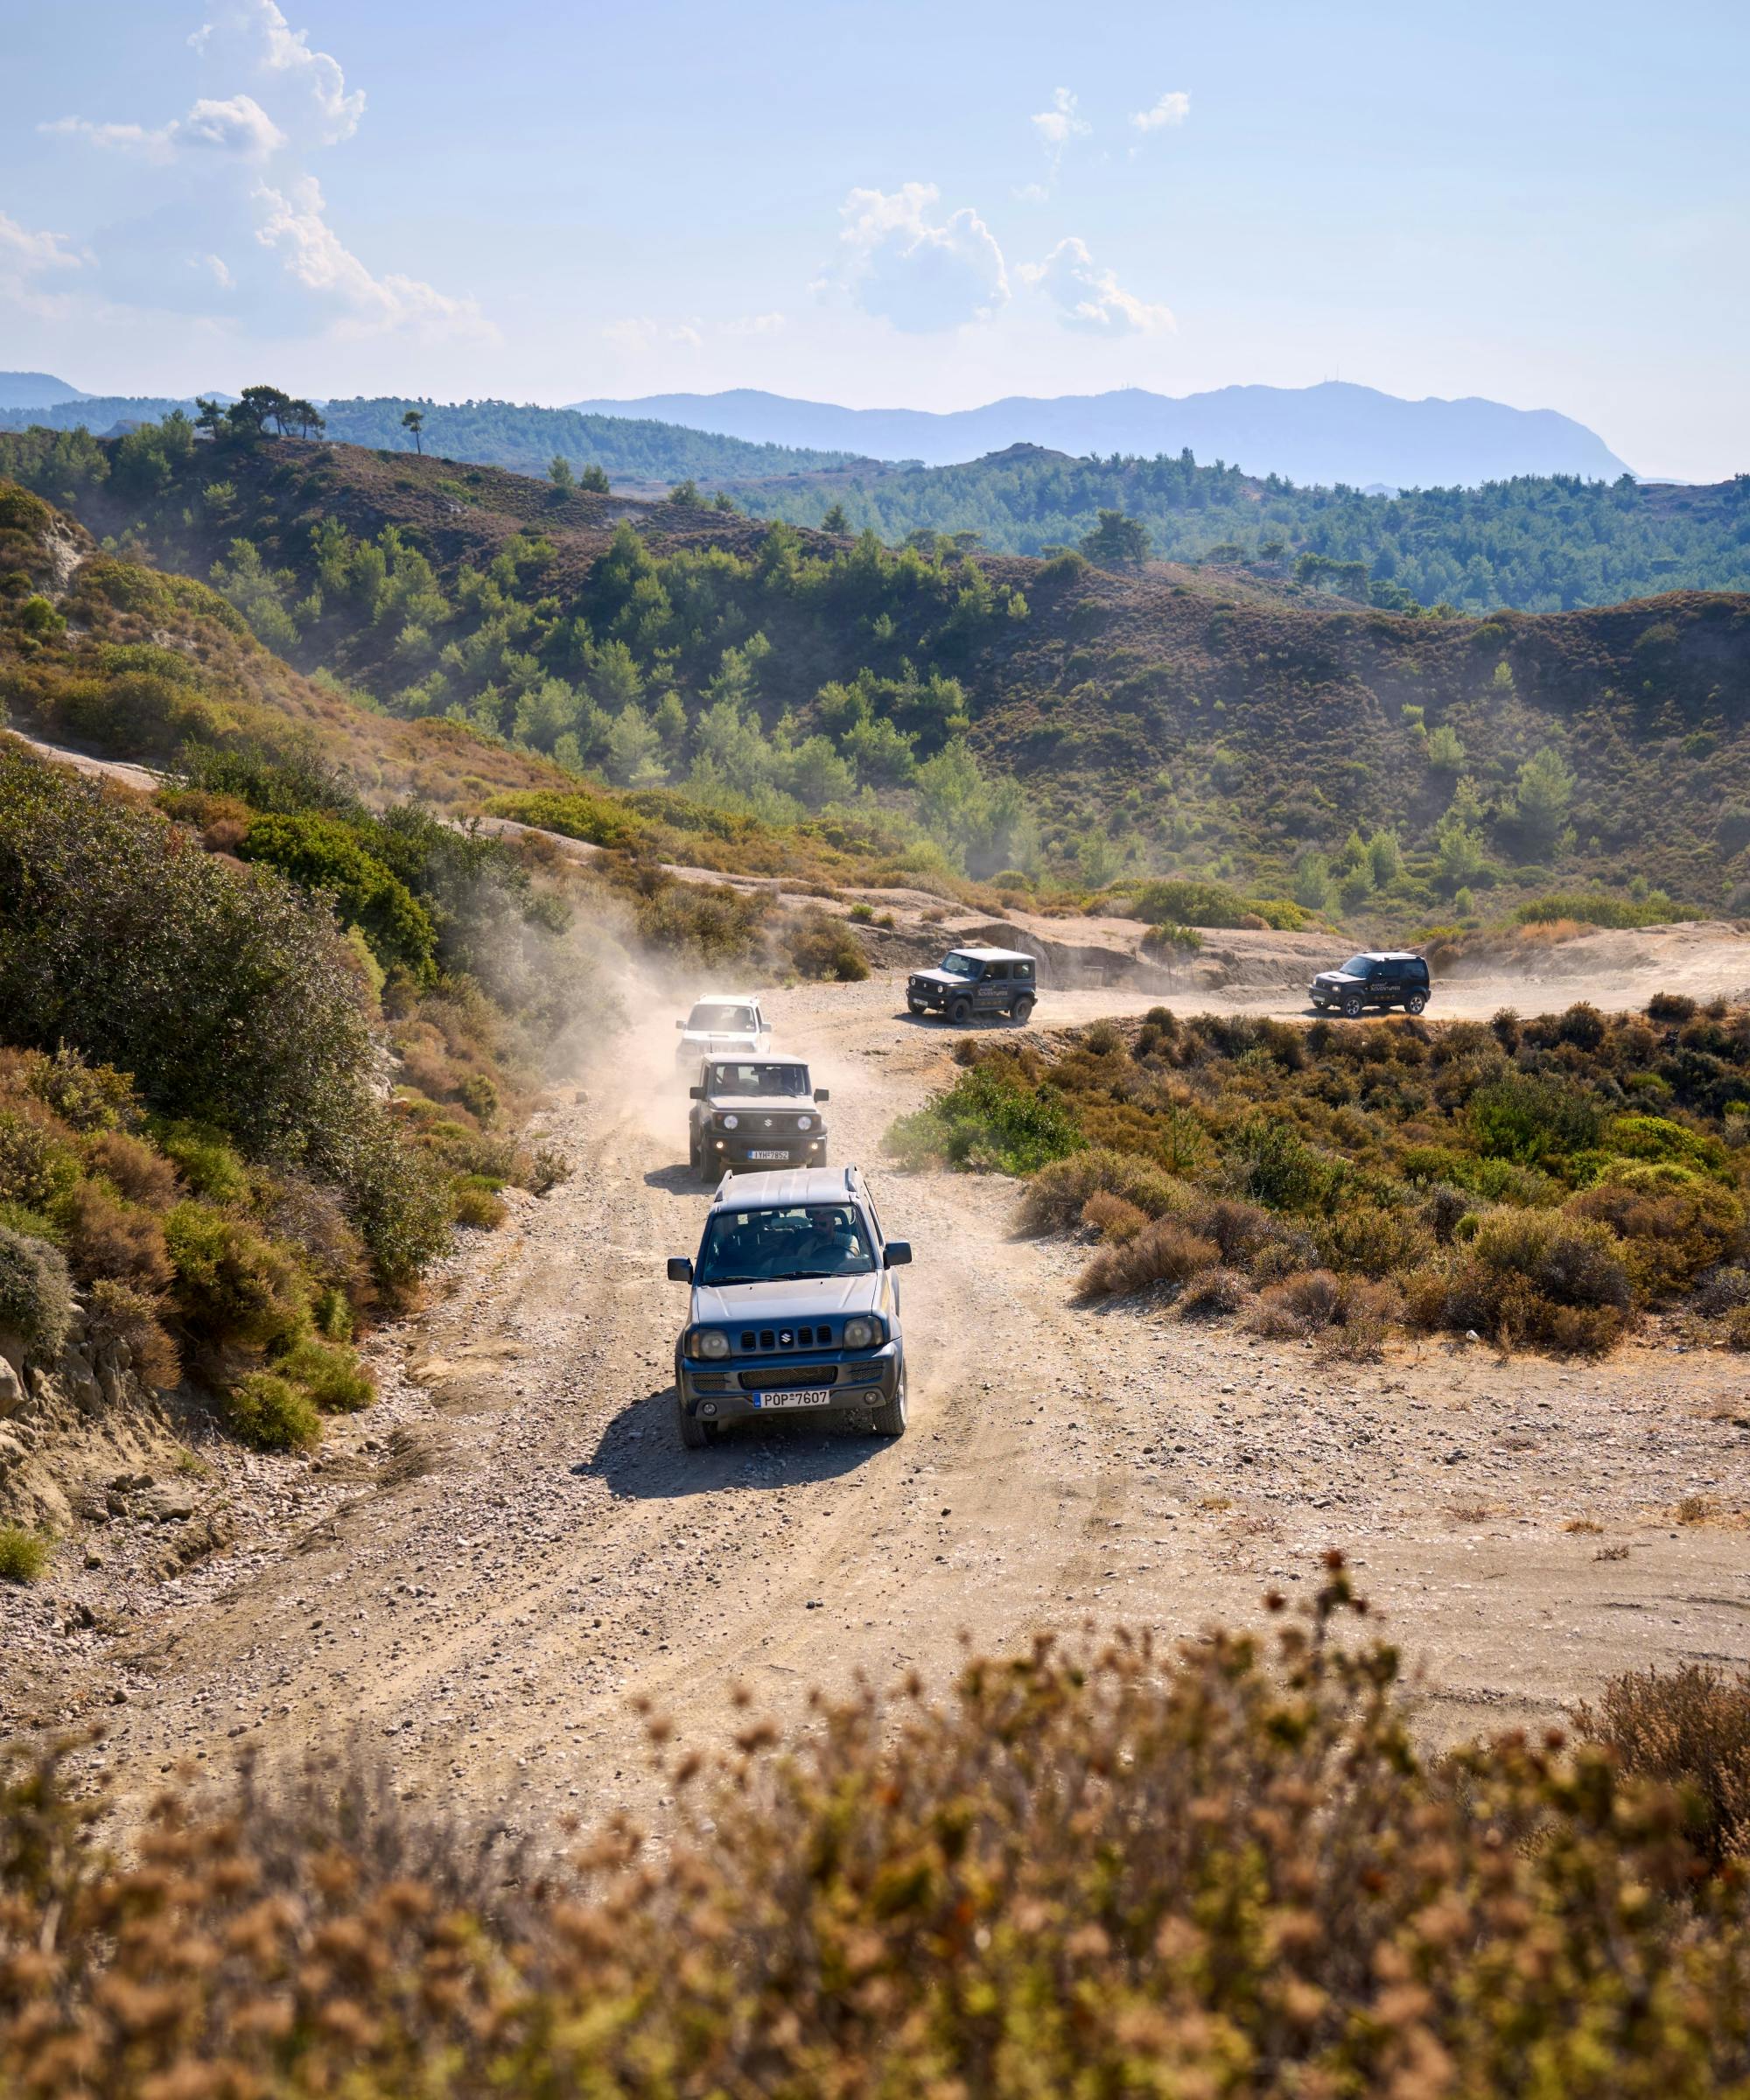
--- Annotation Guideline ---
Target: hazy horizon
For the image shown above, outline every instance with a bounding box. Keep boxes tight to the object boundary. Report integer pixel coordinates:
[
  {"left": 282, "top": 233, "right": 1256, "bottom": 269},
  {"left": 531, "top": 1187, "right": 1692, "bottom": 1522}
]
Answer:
[{"left": 6, "top": 0, "right": 1746, "bottom": 481}]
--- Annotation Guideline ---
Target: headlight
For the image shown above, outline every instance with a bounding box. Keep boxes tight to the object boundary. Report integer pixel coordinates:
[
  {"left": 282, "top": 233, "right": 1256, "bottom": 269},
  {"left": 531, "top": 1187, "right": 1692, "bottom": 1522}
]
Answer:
[
  {"left": 797, "top": 1116, "right": 812, "bottom": 1131},
  {"left": 694, "top": 1329, "right": 731, "bottom": 1360},
  {"left": 720, "top": 1114, "right": 738, "bottom": 1130},
  {"left": 843, "top": 1316, "right": 878, "bottom": 1348}
]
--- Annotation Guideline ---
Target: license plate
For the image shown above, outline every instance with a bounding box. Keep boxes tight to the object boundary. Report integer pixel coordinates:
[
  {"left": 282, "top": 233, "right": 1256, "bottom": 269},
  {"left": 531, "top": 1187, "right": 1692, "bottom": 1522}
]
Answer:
[
  {"left": 756, "top": 1388, "right": 833, "bottom": 1410},
  {"left": 746, "top": 1148, "right": 789, "bottom": 1160}
]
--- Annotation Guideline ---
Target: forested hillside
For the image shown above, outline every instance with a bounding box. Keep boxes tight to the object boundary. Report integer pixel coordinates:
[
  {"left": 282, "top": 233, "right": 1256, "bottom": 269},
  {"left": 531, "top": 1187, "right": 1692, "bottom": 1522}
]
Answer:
[
  {"left": 727, "top": 444, "right": 1750, "bottom": 613},
  {"left": 4, "top": 416, "right": 1748, "bottom": 928},
  {"left": 0, "top": 395, "right": 858, "bottom": 486}
]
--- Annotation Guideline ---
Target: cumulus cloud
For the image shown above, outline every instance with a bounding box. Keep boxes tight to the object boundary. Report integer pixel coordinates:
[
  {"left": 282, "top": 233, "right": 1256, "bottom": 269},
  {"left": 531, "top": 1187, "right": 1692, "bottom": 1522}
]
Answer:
[
  {"left": 833, "top": 183, "right": 1008, "bottom": 333},
  {"left": 1030, "top": 87, "right": 1090, "bottom": 165},
  {"left": 1021, "top": 236, "right": 1173, "bottom": 335},
  {"left": 253, "top": 176, "right": 496, "bottom": 341},
  {"left": 193, "top": 0, "right": 364, "bottom": 141},
  {"left": 1131, "top": 89, "right": 1191, "bottom": 132},
  {"left": 0, "top": 207, "right": 83, "bottom": 309},
  {"left": 42, "top": 94, "right": 287, "bottom": 163}
]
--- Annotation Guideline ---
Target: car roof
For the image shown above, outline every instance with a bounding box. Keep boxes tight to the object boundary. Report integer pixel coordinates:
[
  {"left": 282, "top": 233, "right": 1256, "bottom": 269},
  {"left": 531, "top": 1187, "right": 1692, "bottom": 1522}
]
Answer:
[
  {"left": 690, "top": 991, "right": 760, "bottom": 1004},
  {"left": 709, "top": 1166, "right": 862, "bottom": 1210},
  {"left": 942, "top": 945, "right": 1033, "bottom": 962},
  {"left": 701, "top": 1051, "right": 808, "bottom": 1068}
]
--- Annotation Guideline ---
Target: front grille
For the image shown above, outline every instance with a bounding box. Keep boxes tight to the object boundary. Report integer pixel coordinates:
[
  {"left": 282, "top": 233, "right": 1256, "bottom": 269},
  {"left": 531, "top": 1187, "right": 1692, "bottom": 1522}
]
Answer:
[
  {"left": 738, "top": 1364, "right": 840, "bottom": 1391},
  {"left": 738, "top": 1323, "right": 834, "bottom": 1350}
]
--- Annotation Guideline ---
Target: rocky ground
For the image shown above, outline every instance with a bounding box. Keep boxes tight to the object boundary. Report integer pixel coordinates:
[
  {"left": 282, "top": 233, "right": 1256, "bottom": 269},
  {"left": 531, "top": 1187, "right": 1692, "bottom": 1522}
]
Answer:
[{"left": 5, "top": 956, "right": 1750, "bottom": 1842}]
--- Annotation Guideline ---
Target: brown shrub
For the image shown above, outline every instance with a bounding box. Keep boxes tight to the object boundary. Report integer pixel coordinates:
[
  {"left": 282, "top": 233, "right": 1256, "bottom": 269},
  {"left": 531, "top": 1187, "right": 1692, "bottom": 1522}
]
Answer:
[
  {"left": 63, "top": 1182, "right": 173, "bottom": 1294},
  {"left": 1576, "top": 1663, "right": 1750, "bottom": 1866},
  {"left": 1320, "top": 1278, "right": 1402, "bottom": 1362},
  {"left": 1567, "top": 1171, "right": 1741, "bottom": 1299},
  {"left": 1077, "top": 1218, "right": 1219, "bottom": 1299},
  {"left": 1018, "top": 1148, "right": 1184, "bottom": 1233},
  {"left": 1081, "top": 1191, "right": 1147, "bottom": 1243},
  {"left": 1176, "top": 1267, "right": 1249, "bottom": 1320},
  {"left": 1250, "top": 1268, "right": 1344, "bottom": 1339},
  {"left": 85, "top": 1129, "right": 181, "bottom": 1210},
  {"left": 86, "top": 1278, "right": 181, "bottom": 1389},
  {"left": 1191, "top": 1197, "right": 1273, "bottom": 1266}
]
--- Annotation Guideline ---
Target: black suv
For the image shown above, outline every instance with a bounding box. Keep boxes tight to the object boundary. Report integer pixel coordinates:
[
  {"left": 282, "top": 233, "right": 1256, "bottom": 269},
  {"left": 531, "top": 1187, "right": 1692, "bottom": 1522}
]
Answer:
[
  {"left": 687, "top": 1054, "right": 829, "bottom": 1180},
  {"left": 906, "top": 946, "right": 1038, "bottom": 1026},
  {"left": 1310, "top": 951, "right": 1431, "bottom": 1018}
]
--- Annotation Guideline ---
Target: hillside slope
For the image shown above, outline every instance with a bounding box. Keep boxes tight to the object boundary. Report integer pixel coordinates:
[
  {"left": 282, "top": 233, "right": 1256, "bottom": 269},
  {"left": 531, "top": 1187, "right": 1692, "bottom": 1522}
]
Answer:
[
  {"left": 568, "top": 379, "right": 1634, "bottom": 485},
  {"left": 723, "top": 444, "right": 1750, "bottom": 612},
  {"left": 4, "top": 428, "right": 1747, "bottom": 920}
]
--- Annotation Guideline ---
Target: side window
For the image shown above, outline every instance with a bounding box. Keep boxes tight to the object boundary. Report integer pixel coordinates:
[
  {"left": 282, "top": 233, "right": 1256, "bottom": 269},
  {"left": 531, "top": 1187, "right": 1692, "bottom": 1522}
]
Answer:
[
  {"left": 1015, "top": 960, "right": 1034, "bottom": 980},
  {"left": 986, "top": 962, "right": 1009, "bottom": 982}
]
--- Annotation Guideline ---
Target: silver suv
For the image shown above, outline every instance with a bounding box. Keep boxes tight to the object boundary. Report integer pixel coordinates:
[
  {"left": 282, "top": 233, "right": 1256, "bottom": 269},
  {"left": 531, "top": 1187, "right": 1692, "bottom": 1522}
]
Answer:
[
  {"left": 688, "top": 1054, "right": 830, "bottom": 1180},
  {"left": 666, "top": 1166, "right": 910, "bottom": 1448}
]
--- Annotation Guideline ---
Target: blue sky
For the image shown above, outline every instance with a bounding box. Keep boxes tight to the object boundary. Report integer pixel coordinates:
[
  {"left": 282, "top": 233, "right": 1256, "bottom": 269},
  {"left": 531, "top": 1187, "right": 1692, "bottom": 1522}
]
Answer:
[{"left": 4, "top": 0, "right": 1746, "bottom": 478}]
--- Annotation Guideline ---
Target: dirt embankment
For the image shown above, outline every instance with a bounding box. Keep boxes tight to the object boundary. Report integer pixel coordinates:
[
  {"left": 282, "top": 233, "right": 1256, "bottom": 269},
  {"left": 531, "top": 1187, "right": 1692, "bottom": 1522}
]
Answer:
[{"left": 6, "top": 937, "right": 1750, "bottom": 1839}]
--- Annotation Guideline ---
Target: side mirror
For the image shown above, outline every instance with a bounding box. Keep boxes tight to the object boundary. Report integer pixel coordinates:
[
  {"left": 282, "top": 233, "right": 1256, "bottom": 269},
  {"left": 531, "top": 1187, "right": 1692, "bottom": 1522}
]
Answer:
[
  {"left": 883, "top": 1241, "right": 913, "bottom": 1268},
  {"left": 688, "top": 1085, "right": 704, "bottom": 1101},
  {"left": 814, "top": 1087, "right": 830, "bottom": 1103},
  {"left": 666, "top": 1256, "right": 694, "bottom": 1283},
  {"left": 761, "top": 1022, "right": 773, "bottom": 1035},
  {"left": 675, "top": 1018, "right": 685, "bottom": 1030}
]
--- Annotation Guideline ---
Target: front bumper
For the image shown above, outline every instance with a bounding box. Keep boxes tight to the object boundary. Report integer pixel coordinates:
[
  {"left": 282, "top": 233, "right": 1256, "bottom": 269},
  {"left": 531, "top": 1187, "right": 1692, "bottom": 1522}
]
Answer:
[
  {"left": 677, "top": 1344, "right": 900, "bottom": 1425},
  {"left": 700, "top": 1132, "right": 829, "bottom": 1170}
]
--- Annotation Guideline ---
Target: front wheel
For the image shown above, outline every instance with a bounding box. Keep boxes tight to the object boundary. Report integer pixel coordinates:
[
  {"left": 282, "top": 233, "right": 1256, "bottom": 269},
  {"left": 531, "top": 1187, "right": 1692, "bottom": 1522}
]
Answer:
[
  {"left": 868, "top": 1362, "right": 907, "bottom": 1438},
  {"left": 1011, "top": 995, "right": 1035, "bottom": 1025},
  {"left": 1341, "top": 993, "right": 1364, "bottom": 1018},
  {"left": 678, "top": 1403, "right": 718, "bottom": 1450},
  {"left": 907, "top": 1000, "right": 926, "bottom": 1016},
  {"left": 948, "top": 997, "right": 972, "bottom": 1026},
  {"left": 1404, "top": 991, "right": 1427, "bottom": 1015}
]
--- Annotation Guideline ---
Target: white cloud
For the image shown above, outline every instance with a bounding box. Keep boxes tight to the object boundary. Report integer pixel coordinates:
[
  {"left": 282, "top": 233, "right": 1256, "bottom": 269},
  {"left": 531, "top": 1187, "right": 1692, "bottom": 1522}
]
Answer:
[
  {"left": 1031, "top": 86, "right": 1090, "bottom": 161},
  {"left": 43, "top": 93, "right": 286, "bottom": 163},
  {"left": 254, "top": 176, "right": 496, "bottom": 340},
  {"left": 190, "top": 0, "right": 365, "bottom": 141},
  {"left": 1022, "top": 236, "right": 1173, "bottom": 335},
  {"left": 601, "top": 315, "right": 706, "bottom": 353},
  {"left": 1012, "top": 181, "right": 1050, "bottom": 205},
  {"left": 721, "top": 311, "right": 786, "bottom": 336},
  {"left": 0, "top": 206, "right": 84, "bottom": 318},
  {"left": 1131, "top": 89, "right": 1191, "bottom": 133},
  {"left": 833, "top": 183, "right": 1008, "bottom": 333}
]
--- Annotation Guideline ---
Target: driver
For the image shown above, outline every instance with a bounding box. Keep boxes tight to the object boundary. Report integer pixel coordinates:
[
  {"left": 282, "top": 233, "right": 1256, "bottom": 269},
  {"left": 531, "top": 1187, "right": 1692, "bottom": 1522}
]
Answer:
[{"left": 794, "top": 1206, "right": 861, "bottom": 1271}]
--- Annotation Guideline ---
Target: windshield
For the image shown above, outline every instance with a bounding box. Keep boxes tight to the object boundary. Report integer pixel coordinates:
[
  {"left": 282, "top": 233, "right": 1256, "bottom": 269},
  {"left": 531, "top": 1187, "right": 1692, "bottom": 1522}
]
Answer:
[
  {"left": 1341, "top": 956, "right": 1373, "bottom": 977},
  {"left": 697, "top": 1203, "right": 875, "bottom": 1284},
  {"left": 938, "top": 952, "right": 981, "bottom": 978},
  {"left": 688, "top": 1003, "right": 756, "bottom": 1034},
  {"left": 710, "top": 1062, "right": 809, "bottom": 1097}
]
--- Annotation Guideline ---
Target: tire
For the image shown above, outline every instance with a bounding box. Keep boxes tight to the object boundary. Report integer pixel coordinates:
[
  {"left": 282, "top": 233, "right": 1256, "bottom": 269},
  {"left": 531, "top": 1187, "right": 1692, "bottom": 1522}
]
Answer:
[
  {"left": 1312, "top": 998, "right": 1327, "bottom": 1012},
  {"left": 1404, "top": 991, "right": 1427, "bottom": 1015},
  {"left": 1341, "top": 993, "right": 1364, "bottom": 1018},
  {"left": 1011, "top": 995, "right": 1035, "bottom": 1025},
  {"left": 948, "top": 997, "right": 972, "bottom": 1026},
  {"left": 868, "top": 1360, "right": 907, "bottom": 1438},
  {"left": 678, "top": 1401, "right": 718, "bottom": 1450},
  {"left": 907, "top": 1001, "right": 926, "bottom": 1016}
]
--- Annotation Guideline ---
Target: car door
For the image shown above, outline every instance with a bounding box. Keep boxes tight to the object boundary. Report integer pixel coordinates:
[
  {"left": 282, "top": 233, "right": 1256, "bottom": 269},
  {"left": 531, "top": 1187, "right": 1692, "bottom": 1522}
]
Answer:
[
  {"left": 976, "top": 962, "right": 1007, "bottom": 1013},
  {"left": 1372, "top": 960, "right": 1400, "bottom": 1004}
]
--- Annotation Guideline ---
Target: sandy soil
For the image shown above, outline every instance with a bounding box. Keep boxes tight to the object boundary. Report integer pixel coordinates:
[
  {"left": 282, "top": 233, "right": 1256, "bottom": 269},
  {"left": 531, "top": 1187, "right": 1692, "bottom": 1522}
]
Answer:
[{"left": 9, "top": 944, "right": 1750, "bottom": 1839}]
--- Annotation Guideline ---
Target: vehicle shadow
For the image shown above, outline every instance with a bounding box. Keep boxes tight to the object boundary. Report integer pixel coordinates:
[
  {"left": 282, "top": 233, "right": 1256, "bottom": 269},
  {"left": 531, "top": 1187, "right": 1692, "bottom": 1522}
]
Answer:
[
  {"left": 643, "top": 1162, "right": 704, "bottom": 1195},
  {"left": 574, "top": 1384, "right": 885, "bottom": 1499}
]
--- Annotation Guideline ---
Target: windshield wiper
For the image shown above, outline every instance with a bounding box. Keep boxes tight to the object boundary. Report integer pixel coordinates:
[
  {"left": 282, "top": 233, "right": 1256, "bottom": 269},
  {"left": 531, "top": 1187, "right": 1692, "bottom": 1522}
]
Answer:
[{"left": 702, "top": 1274, "right": 764, "bottom": 1286}]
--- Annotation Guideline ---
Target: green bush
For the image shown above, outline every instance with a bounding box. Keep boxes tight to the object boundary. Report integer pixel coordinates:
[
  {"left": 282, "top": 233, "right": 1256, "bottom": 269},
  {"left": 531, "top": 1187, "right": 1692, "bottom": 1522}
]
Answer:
[
  {"left": 0, "top": 1524, "right": 49, "bottom": 1584},
  {"left": 0, "top": 1224, "right": 74, "bottom": 1360},
  {"left": 1017, "top": 1149, "right": 1186, "bottom": 1232},
  {"left": 1130, "top": 878, "right": 1312, "bottom": 932},
  {"left": 786, "top": 910, "right": 869, "bottom": 982},
  {"left": 164, "top": 1201, "right": 310, "bottom": 1350},
  {"left": 886, "top": 1066, "right": 1082, "bottom": 1175},
  {"left": 276, "top": 1333, "right": 374, "bottom": 1413},
  {"left": 238, "top": 811, "right": 438, "bottom": 981},
  {"left": 480, "top": 788, "right": 649, "bottom": 850},
  {"left": 151, "top": 1123, "right": 250, "bottom": 1205},
  {"left": 223, "top": 1369, "right": 321, "bottom": 1452}
]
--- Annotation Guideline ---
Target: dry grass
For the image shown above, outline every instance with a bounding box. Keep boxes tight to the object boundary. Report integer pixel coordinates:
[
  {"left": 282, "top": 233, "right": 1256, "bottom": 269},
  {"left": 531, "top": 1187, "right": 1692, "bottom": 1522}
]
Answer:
[{"left": 1576, "top": 1661, "right": 1750, "bottom": 1867}]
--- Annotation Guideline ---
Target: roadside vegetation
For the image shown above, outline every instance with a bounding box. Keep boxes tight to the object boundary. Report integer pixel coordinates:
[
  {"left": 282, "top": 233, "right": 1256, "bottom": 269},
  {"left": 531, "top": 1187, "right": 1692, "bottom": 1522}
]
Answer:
[
  {"left": 4, "top": 1574, "right": 1748, "bottom": 2096},
  {"left": 4, "top": 430, "right": 1748, "bottom": 925},
  {"left": 889, "top": 995, "right": 1750, "bottom": 1356}
]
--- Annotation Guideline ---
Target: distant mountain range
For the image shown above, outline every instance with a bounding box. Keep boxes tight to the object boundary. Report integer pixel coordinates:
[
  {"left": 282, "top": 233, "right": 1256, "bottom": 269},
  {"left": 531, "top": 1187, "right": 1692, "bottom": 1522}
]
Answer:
[
  {"left": 566, "top": 382, "right": 1635, "bottom": 489},
  {"left": 0, "top": 372, "right": 92, "bottom": 410}
]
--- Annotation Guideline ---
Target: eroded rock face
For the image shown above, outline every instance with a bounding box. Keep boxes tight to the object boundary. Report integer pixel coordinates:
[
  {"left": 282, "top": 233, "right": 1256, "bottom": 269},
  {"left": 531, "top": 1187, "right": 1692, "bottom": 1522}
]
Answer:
[{"left": 0, "top": 1299, "right": 168, "bottom": 1530}]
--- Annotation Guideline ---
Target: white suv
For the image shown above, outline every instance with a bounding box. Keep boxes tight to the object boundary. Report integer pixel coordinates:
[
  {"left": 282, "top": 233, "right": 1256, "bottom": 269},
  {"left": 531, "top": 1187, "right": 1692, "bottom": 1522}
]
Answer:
[{"left": 675, "top": 992, "right": 770, "bottom": 1069}]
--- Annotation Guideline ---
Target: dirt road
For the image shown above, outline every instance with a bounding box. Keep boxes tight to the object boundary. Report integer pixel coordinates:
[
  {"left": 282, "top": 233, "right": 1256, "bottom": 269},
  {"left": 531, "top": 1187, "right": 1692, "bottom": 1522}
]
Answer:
[{"left": 14, "top": 956, "right": 1750, "bottom": 1834}]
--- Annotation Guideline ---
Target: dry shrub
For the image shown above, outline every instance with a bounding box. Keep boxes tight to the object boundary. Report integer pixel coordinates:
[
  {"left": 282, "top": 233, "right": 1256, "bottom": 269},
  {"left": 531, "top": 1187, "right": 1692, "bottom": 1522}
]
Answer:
[
  {"left": 1018, "top": 1147, "right": 1184, "bottom": 1233},
  {"left": 84, "top": 1128, "right": 181, "bottom": 1210},
  {"left": 1319, "top": 1278, "right": 1402, "bottom": 1362},
  {"left": 1567, "top": 1170, "right": 1742, "bottom": 1299},
  {"left": 1177, "top": 1266, "right": 1249, "bottom": 1320},
  {"left": 87, "top": 1278, "right": 181, "bottom": 1389},
  {"left": 1250, "top": 1267, "right": 1342, "bottom": 1339},
  {"left": 1081, "top": 1191, "right": 1147, "bottom": 1243},
  {"left": 8, "top": 1575, "right": 1750, "bottom": 2096},
  {"left": 1440, "top": 1209, "right": 1633, "bottom": 1354},
  {"left": 1576, "top": 1663, "right": 1750, "bottom": 1867},
  {"left": 1078, "top": 1216, "right": 1219, "bottom": 1298},
  {"left": 1191, "top": 1196, "right": 1273, "bottom": 1266},
  {"left": 61, "top": 1181, "right": 173, "bottom": 1295}
]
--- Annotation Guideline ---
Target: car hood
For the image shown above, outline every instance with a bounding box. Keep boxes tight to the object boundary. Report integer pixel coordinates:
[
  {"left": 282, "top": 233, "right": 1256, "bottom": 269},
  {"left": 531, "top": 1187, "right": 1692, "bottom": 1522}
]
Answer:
[
  {"left": 1313, "top": 970, "right": 1363, "bottom": 985},
  {"left": 690, "top": 1273, "right": 882, "bottom": 1325},
  {"left": 703, "top": 1095, "right": 819, "bottom": 1116},
  {"left": 909, "top": 969, "right": 972, "bottom": 989},
  {"left": 682, "top": 1027, "right": 760, "bottom": 1046}
]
